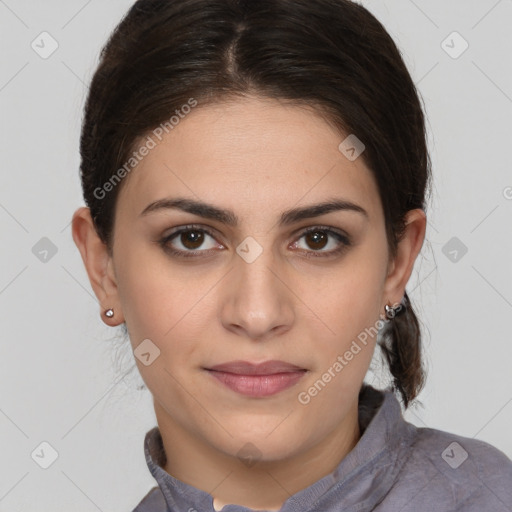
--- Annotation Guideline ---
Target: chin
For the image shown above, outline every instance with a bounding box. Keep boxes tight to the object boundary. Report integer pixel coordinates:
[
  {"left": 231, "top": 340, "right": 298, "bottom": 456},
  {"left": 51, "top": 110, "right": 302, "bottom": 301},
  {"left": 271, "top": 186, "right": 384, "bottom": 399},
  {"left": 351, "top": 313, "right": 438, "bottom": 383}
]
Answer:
[{"left": 214, "top": 426, "right": 309, "bottom": 464}]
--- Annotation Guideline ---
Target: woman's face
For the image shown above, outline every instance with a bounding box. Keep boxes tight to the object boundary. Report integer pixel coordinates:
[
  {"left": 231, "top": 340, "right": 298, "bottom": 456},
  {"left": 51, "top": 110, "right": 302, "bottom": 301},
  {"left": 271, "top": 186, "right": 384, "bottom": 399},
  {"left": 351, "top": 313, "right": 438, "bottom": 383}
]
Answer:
[{"left": 77, "top": 96, "right": 424, "bottom": 463}]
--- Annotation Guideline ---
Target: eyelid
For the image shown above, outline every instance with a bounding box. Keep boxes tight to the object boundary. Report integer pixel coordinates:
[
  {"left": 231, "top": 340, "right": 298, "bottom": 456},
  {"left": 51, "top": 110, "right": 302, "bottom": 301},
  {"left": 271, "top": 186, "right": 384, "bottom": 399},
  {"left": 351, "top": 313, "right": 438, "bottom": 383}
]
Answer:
[
  {"left": 293, "top": 224, "right": 350, "bottom": 241},
  {"left": 162, "top": 223, "right": 350, "bottom": 241},
  {"left": 162, "top": 223, "right": 218, "bottom": 240}
]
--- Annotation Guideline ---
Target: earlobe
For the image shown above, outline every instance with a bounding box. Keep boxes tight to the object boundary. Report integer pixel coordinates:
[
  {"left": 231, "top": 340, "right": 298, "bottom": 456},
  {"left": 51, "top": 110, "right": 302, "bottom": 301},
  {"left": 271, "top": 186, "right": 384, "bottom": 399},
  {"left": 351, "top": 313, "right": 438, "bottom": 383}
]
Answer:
[
  {"left": 382, "top": 208, "right": 427, "bottom": 308},
  {"left": 71, "top": 207, "right": 125, "bottom": 325}
]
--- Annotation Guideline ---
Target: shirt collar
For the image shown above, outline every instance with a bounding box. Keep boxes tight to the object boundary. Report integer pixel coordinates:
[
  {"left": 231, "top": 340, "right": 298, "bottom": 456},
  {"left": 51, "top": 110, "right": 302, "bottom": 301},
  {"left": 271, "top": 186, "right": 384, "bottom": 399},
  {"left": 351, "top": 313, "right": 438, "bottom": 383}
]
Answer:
[{"left": 143, "top": 384, "right": 417, "bottom": 512}]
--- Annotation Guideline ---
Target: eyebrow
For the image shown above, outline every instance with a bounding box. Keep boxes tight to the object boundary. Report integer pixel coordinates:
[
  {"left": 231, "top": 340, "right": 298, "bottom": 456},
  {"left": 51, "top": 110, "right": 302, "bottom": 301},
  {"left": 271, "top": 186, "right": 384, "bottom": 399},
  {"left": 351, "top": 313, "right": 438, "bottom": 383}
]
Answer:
[{"left": 139, "top": 196, "right": 368, "bottom": 226}]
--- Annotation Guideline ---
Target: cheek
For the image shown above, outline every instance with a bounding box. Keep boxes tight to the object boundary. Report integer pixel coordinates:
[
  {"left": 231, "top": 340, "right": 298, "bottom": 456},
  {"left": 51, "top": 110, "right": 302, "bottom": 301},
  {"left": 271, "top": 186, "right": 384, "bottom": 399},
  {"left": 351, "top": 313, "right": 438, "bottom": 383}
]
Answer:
[
  {"left": 115, "top": 258, "right": 164, "bottom": 340},
  {"left": 295, "top": 279, "right": 381, "bottom": 418},
  {"left": 114, "top": 244, "right": 184, "bottom": 343},
  {"left": 309, "top": 255, "right": 384, "bottom": 331},
  {"left": 114, "top": 245, "right": 215, "bottom": 369},
  {"left": 301, "top": 252, "right": 385, "bottom": 381}
]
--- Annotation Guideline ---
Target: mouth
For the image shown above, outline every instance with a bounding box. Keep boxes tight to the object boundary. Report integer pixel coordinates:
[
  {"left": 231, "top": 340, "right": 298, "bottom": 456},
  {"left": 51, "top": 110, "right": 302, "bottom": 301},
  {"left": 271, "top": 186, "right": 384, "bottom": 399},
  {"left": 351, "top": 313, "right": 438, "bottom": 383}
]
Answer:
[{"left": 203, "top": 360, "right": 308, "bottom": 398}]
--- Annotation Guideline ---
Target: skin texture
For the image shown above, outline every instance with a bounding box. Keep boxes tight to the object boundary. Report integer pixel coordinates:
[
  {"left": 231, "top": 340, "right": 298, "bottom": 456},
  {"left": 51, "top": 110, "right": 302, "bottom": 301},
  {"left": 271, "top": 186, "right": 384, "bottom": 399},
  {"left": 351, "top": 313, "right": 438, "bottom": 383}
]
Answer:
[{"left": 72, "top": 96, "right": 426, "bottom": 511}]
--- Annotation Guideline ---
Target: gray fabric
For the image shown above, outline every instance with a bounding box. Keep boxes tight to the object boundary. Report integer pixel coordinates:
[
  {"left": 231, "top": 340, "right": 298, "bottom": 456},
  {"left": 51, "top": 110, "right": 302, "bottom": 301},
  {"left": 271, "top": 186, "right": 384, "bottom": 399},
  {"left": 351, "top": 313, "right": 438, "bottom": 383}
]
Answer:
[{"left": 132, "top": 384, "right": 512, "bottom": 511}]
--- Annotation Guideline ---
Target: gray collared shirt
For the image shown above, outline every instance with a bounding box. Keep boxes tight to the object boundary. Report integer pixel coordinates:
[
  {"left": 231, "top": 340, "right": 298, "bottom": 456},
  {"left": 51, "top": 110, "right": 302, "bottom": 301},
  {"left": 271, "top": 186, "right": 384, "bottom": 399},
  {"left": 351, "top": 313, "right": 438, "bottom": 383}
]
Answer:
[{"left": 132, "top": 384, "right": 512, "bottom": 511}]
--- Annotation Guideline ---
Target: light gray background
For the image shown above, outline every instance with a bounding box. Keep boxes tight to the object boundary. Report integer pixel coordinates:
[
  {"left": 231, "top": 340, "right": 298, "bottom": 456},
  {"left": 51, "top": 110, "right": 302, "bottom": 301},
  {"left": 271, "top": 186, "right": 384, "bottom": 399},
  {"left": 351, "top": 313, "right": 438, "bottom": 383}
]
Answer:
[{"left": 1, "top": 1, "right": 511, "bottom": 510}]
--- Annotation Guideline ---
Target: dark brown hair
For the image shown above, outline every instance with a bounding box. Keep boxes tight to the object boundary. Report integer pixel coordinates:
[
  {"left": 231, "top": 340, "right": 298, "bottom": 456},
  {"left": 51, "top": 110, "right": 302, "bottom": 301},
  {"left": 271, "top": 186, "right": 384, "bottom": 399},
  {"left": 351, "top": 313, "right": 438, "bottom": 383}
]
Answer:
[{"left": 79, "top": 0, "right": 432, "bottom": 408}]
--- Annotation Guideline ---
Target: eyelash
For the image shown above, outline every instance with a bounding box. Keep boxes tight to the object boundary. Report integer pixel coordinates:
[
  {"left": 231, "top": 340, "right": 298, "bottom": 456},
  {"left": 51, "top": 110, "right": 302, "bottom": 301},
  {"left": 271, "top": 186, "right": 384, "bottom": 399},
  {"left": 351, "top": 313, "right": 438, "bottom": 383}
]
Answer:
[{"left": 158, "top": 224, "right": 352, "bottom": 260}]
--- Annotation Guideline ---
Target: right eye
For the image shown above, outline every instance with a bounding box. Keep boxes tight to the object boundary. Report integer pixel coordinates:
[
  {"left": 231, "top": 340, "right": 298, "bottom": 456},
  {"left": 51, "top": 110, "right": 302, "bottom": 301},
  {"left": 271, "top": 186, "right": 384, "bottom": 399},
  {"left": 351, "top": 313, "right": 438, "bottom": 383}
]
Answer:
[{"left": 159, "top": 225, "right": 225, "bottom": 258}]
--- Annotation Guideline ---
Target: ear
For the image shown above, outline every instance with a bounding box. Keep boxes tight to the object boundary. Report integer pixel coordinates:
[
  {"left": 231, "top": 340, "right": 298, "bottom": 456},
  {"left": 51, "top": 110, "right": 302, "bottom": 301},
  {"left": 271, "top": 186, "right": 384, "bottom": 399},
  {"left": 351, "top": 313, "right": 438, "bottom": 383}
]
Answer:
[
  {"left": 71, "top": 207, "right": 125, "bottom": 326},
  {"left": 382, "top": 208, "right": 426, "bottom": 308}
]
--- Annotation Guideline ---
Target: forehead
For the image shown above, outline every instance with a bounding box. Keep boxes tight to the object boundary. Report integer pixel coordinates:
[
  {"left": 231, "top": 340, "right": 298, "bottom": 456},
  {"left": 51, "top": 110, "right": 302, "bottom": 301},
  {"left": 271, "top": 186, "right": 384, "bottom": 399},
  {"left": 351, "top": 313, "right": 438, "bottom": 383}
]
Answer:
[{"left": 118, "top": 96, "right": 381, "bottom": 222}]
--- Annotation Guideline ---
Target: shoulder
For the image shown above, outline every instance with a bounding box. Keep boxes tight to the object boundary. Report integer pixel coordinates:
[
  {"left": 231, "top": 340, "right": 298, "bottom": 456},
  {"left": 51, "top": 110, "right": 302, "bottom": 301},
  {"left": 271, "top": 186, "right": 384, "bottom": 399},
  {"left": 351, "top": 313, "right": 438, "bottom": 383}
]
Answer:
[
  {"left": 390, "top": 425, "right": 512, "bottom": 511},
  {"left": 132, "top": 486, "right": 167, "bottom": 512}
]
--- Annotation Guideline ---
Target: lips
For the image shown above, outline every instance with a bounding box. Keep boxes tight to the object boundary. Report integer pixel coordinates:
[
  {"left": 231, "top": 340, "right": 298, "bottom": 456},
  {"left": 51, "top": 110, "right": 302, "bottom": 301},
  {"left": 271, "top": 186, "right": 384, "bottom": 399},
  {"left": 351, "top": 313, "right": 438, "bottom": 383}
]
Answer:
[
  {"left": 204, "top": 360, "right": 307, "bottom": 397},
  {"left": 206, "top": 360, "right": 306, "bottom": 375}
]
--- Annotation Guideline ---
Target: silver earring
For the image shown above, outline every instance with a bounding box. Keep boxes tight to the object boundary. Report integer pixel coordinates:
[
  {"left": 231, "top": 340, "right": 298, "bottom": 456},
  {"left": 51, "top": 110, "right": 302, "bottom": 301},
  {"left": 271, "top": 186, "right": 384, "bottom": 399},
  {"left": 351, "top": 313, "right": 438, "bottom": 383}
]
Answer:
[
  {"left": 104, "top": 308, "right": 114, "bottom": 318},
  {"left": 385, "top": 300, "right": 406, "bottom": 320}
]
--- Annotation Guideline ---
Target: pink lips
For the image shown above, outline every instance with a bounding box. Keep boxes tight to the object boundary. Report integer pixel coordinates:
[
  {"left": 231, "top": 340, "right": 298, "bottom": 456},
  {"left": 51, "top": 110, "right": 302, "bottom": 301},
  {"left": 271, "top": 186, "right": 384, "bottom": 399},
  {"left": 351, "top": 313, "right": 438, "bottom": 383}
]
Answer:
[{"left": 205, "top": 360, "right": 307, "bottom": 397}]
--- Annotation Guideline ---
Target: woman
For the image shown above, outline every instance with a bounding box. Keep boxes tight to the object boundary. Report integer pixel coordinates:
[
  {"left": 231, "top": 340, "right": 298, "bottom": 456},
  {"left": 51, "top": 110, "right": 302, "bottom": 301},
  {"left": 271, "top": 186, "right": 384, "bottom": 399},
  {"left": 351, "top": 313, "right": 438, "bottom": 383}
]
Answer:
[{"left": 71, "top": 0, "right": 512, "bottom": 510}]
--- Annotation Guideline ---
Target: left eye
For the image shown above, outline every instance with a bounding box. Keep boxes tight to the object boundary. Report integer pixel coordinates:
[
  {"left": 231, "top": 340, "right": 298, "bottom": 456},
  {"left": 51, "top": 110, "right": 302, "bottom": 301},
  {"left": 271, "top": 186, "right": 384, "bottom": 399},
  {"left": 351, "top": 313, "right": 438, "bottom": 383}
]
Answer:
[{"left": 292, "top": 227, "right": 350, "bottom": 255}]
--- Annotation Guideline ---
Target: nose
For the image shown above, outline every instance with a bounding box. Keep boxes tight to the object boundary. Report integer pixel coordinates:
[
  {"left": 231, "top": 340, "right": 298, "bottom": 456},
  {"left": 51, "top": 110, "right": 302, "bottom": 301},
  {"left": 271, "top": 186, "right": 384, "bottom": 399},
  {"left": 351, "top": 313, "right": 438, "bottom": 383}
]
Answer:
[{"left": 219, "top": 241, "right": 295, "bottom": 341}]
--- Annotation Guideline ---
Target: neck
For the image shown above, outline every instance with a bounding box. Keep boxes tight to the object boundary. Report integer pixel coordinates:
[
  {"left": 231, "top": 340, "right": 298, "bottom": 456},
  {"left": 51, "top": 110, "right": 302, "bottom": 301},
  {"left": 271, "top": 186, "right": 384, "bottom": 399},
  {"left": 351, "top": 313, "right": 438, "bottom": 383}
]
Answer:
[{"left": 155, "top": 400, "right": 361, "bottom": 511}]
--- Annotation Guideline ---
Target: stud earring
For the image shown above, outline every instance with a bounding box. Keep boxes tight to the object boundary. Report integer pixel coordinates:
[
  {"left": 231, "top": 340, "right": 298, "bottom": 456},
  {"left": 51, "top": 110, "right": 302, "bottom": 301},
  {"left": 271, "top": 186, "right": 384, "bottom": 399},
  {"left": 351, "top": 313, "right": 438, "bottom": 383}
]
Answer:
[
  {"left": 384, "top": 299, "right": 406, "bottom": 320},
  {"left": 104, "top": 308, "right": 114, "bottom": 318}
]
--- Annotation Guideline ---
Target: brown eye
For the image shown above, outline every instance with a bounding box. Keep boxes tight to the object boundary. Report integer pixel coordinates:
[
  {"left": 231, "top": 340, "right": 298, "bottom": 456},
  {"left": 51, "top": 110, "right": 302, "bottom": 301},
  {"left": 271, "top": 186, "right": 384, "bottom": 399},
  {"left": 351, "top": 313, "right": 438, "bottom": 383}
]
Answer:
[
  {"left": 293, "top": 226, "right": 351, "bottom": 257},
  {"left": 304, "top": 230, "right": 329, "bottom": 251},
  {"left": 159, "top": 225, "right": 221, "bottom": 257},
  {"left": 180, "top": 230, "right": 205, "bottom": 250},
  {"left": 159, "top": 224, "right": 350, "bottom": 260}
]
